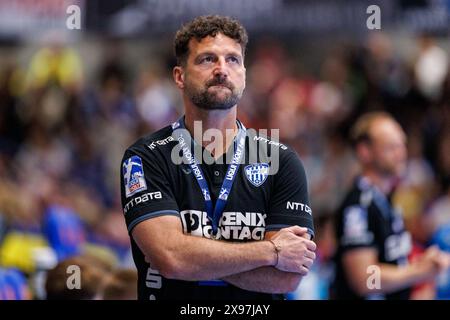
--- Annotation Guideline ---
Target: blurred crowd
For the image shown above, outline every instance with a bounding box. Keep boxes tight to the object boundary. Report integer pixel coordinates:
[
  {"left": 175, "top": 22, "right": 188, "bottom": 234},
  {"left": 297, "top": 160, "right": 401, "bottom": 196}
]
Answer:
[{"left": 0, "top": 31, "right": 449, "bottom": 299}]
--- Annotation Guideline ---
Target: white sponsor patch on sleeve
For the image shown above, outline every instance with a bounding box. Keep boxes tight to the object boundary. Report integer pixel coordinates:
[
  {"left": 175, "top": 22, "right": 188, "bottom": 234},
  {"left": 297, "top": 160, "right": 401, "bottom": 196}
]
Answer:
[{"left": 123, "top": 155, "right": 147, "bottom": 198}]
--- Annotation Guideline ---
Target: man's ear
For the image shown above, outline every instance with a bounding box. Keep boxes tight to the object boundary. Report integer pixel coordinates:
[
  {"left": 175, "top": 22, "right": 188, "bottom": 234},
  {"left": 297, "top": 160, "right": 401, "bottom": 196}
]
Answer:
[{"left": 173, "top": 66, "right": 185, "bottom": 89}]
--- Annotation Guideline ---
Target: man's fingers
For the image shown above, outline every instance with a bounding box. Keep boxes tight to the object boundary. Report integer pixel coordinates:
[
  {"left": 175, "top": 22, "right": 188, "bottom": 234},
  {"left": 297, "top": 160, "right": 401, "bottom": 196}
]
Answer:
[
  {"left": 299, "top": 265, "right": 309, "bottom": 276},
  {"left": 304, "top": 250, "right": 316, "bottom": 260},
  {"left": 302, "top": 258, "right": 314, "bottom": 269},
  {"left": 305, "top": 240, "right": 317, "bottom": 251},
  {"left": 288, "top": 226, "right": 308, "bottom": 236},
  {"left": 426, "top": 245, "right": 439, "bottom": 256},
  {"left": 445, "top": 253, "right": 450, "bottom": 266},
  {"left": 437, "top": 252, "right": 450, "bottom": 269}
]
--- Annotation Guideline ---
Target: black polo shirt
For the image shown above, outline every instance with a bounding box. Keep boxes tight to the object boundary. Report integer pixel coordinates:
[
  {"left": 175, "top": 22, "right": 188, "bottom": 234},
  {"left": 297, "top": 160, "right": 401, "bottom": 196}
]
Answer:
[
  {"left": 120, "top": 119, "right": 314, "bottom": 300},
  {"left": 331, "top": 177, "right": 412, "bottom": 300}
]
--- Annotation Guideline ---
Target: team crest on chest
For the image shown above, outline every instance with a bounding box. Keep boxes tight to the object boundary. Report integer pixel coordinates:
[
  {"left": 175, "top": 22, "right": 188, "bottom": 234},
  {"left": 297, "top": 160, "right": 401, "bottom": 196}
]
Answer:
[{"left": 244, "top": 163, "right": 269, "bottom": 187}]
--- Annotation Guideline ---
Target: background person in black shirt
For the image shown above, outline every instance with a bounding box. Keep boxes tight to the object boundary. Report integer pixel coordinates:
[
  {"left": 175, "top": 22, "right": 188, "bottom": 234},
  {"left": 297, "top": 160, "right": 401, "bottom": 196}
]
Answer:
[{"left": 332, "top": 111, "right": 450, "bottom": 299}]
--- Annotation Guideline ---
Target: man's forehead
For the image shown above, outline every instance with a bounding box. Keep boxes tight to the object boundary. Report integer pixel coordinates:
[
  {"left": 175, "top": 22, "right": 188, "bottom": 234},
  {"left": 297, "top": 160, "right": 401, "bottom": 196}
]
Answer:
[
  {"left": 371, "top": 118, "right": 405, "bottom": 142},
  {"left": 188, "top": 33, "right": 242, "bottom": 55}
]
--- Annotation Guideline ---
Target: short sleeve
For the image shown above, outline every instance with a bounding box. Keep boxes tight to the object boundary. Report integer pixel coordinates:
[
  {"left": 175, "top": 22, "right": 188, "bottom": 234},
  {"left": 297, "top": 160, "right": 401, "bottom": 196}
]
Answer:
[
  {"left": 120, "top": 148, "right": 179, "bottom": 233},
  {"left": 339, "top": 204, "right": 376, "bottom": 252},
  {"left": 266, "top": 151, "right": 315, "bottom": 238}
]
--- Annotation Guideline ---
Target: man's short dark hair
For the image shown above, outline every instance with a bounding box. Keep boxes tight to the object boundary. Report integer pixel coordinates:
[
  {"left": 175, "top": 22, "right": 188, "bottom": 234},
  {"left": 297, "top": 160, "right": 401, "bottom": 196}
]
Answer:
[{"left": 174, "top": 15, "right": 248, "bottom": 66}]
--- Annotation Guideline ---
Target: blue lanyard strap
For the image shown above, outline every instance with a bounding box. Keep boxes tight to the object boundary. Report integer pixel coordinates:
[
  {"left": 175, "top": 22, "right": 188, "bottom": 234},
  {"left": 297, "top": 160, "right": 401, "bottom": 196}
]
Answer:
[{"left": 172, "top": 116, "right": 246, "bottom": 236}]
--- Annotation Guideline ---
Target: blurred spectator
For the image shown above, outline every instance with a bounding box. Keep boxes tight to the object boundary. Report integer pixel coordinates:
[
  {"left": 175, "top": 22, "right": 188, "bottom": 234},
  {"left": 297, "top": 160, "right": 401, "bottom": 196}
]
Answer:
[
  {"left": 43, "top": 205, "right": 86, "bottom": 261},
  {"left": 310, "top": 50, "right": 353, "bottom": 127},
  {"left": 364, "top": 32, "right": 410, "bottom": 104},
  {"left": 306, "top": 132, "right": 358, "bottom": 218},
  {"left": 0, "top": 61, "right": 26, "bottom": 155},
  {"left": 0, "top": 230, "right": 48, "bottom": 275},
  {"left": 135, "top": 64, "right": 180, "bottom": 130},
  {"left": 81, "top": 51, "right": 138, "bottom": 205},
  {"left": 45, "top": 255, "right": 108, "bottom": 300},
  {"left": 15, "top": 123, "right": 72, "bottom": 181},
  {"left": 331, "top": 112, "right": 449, "bottom": 300},
  {"left": 100, "top": 269, "right": 137, "bottom": 300},
  {"left": 414, "top": 34, "right": 448, "bottom": 101},
  {"left": 26, "top": 33, "right": 83, "bottom": 92}
]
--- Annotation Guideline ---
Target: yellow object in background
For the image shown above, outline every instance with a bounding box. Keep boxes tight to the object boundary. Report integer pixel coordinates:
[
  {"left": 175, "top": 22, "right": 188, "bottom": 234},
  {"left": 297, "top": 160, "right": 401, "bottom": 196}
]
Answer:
[
  {"left": 0, "top": 232, "right": 49, "bottom": 274},
  {"left": 27, "top": 47, "right": 83, "bottom": 90}
]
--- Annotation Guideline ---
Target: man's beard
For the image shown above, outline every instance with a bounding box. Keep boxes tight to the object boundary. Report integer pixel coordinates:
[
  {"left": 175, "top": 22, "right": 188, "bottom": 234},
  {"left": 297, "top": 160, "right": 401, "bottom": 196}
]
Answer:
[
  {"left": 375, "top": 161, "right": 405, "bottom": 179},
  {"left": 186, "top": 76, "right": 243, "bottom": 110}
]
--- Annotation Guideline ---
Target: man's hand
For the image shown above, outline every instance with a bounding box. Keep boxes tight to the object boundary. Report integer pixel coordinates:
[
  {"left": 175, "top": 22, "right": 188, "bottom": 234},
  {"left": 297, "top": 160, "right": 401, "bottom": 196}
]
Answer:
[
  {"left": 428, "top": 247, "right": 450, "bottom": 274},
  {"left": 414, "top": 246, "right": 450, "bottom": 279},
  {"left": 269, "top": 226, "right": 317, "bottom": 275},
  {"left": 437, "top": 251, "right": 450, "bottom": 270}
]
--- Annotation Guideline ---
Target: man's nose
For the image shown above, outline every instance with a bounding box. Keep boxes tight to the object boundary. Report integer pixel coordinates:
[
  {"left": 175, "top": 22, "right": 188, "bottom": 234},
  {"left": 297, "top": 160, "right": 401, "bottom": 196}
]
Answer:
[{"left": 213, "top": 57, "right": 228, "bottom": 77}]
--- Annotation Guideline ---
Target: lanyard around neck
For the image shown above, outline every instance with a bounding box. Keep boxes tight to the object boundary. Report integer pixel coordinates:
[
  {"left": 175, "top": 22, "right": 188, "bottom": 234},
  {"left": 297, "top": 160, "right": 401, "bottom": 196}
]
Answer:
[{"left": 172, "top": 116, "right": 246, "bottom": 237}]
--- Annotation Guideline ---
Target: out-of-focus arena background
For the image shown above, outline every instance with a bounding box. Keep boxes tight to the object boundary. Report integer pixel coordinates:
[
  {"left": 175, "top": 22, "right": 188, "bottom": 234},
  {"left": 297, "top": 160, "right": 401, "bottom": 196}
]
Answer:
[{"left": 0, "top": 0, "right": 449, "bottom": 300}]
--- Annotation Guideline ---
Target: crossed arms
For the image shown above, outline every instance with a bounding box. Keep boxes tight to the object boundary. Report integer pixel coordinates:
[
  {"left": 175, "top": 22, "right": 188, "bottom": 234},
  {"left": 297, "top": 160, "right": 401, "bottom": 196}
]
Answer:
[{"left": 132, "top": 215, "right": 317, "bottom": 294}]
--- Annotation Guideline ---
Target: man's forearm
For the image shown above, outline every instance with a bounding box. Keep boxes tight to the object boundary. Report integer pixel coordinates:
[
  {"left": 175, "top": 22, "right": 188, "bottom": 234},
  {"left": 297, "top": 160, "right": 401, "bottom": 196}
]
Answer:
[
  {"left": 378, "top": 263, "right": 433, "bottom": 294},
  {"left": 140, "top": 231, "right": 276, "bottom": 281},
  {"left": 133, "top": 216, "right": 313, "bottom": 283},
  {"left": 222, "top": 267, "right": 302, "bottom": 294},
  {"left": 352, "top": 263, "right": 433, "bottom": 296},
  {"left": 133, "top": 216, "right": 278, "bottom": 281}
]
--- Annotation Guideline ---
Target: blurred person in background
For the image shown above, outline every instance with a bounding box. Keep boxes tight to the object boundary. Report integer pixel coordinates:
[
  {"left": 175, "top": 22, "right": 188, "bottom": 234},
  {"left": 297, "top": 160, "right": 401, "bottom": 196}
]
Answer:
[
  {"left": 331, "top": 111, "right": 450, "bottom": 300},
  {"left": 120, "top": 15, "right": 316, "bottom": 300},
  {"left": 45, "top": 255, "right": 109, "bottom": 300},
  {"left": 26, "top": 31, "right": 83, "bottom": 93},
  {"left": 414, "top": 33, "right": 448, "bottom": 103},
  {"left": 100, "top": 268, "right": 137, "bottom": 300}
]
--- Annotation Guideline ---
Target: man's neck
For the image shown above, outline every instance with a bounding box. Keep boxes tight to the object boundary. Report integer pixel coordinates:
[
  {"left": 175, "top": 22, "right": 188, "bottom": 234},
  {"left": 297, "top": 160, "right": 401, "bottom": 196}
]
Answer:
[
  {"left": 361, "top": 170, "right": 397, "bottom": 195},
  {"left": 184, "top": 105, "right": 238, "bottom": 158}
]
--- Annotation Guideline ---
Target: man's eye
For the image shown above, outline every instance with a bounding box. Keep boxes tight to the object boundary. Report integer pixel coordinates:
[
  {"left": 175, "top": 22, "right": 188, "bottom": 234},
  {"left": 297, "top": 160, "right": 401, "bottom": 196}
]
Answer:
[
  {"left": 227, "top": 56, "right": 239, "bottom": 64},
  {"left": 200, "top": 56, "right": 213, "bottom": 63}
]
